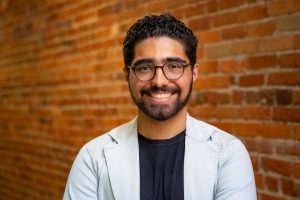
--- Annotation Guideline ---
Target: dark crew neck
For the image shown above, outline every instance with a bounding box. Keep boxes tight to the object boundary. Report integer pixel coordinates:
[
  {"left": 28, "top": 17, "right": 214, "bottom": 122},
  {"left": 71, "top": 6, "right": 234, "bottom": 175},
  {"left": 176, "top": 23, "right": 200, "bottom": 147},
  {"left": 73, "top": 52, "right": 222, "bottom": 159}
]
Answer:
[{"left": 138, "top": 129, "right": 186, "bottom": 146}]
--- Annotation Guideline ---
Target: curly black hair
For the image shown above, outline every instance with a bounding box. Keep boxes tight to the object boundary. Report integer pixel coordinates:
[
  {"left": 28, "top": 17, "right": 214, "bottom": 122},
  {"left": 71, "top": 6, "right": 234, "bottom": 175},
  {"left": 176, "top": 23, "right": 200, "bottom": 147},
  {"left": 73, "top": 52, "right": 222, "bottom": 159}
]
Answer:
[{"left": 123, "top": 14, "right": 198, "bottom": 69}]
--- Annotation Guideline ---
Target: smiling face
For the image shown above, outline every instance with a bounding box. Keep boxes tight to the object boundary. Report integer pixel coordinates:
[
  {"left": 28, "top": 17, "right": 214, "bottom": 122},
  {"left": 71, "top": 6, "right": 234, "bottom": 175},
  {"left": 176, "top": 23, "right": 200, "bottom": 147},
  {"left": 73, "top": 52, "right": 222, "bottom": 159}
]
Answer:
[{"left": 125, "top": 36, "right": 198, "bottom": 121}]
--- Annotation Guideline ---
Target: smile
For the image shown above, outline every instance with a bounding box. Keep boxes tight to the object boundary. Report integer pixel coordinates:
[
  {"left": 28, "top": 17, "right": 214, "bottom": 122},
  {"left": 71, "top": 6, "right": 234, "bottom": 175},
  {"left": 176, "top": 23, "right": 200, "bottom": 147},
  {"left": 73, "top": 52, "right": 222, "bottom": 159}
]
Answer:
[{"left": 150, "top": 92, "right": 172, "bottom": 99}]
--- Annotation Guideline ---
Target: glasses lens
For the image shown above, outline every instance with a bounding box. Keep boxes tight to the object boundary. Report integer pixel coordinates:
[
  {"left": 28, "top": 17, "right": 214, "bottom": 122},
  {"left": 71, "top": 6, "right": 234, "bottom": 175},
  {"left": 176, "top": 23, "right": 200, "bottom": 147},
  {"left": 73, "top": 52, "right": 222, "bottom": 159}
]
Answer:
[
  {"left": 164, "top": 62, "right": 184, "bottom": 80},
  {"left": 134, "top": 64, "right": 155, "bottom": 81}
]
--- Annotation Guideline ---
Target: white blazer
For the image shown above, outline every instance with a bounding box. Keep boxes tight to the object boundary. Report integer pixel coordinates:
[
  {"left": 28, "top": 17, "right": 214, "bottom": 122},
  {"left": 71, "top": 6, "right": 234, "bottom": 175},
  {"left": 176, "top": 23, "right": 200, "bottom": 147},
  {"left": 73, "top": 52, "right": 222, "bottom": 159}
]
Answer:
[{"left": 63, "top": 114, "right": 257, "bottom": 200}]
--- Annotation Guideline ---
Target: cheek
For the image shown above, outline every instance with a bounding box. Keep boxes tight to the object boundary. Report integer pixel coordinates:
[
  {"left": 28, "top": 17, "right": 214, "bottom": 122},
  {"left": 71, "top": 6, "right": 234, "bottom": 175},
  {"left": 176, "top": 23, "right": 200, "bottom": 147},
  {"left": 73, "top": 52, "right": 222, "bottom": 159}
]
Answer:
[
  {"left": 178, "top": 77, "right": 193, "bottom": 93},
  {"left": 129, "top": 80, "right": 144, "bottom": 94}
]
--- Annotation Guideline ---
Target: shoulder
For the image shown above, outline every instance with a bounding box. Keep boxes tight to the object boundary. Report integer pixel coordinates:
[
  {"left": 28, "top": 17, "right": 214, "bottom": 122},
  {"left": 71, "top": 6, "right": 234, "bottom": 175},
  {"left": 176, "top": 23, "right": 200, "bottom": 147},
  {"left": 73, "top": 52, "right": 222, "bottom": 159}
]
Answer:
[
  {"left": 187, "top": 115, "right": 248, "bottom": 162},
  {"left": 187, "top": 114, "right": 237, "bottom": 146},
  {"left": 82, "top": 117, "right": 137, "bottom": 160},
  {"left": 187, "top": 115, "right": 256, "bottom": 198}
]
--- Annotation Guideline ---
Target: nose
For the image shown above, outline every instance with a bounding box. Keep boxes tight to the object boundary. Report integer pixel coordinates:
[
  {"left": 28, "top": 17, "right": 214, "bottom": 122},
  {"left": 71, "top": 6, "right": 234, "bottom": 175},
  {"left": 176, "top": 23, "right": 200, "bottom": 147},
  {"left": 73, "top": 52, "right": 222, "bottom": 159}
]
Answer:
[{"left": 151, "top": 67, "right": 169, "bottom": 87}]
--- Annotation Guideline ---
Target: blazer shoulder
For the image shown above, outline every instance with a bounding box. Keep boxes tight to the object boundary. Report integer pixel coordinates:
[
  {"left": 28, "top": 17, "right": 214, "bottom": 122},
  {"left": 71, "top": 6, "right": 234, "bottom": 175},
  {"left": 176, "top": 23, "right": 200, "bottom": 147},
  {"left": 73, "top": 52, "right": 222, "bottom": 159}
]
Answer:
[
  {"left": 83, "top": 118, "right": 137, "bottom": 159},
  {"left": 187, "top": 115, "right": 237, "bottom": 147},
  {"left": 211, "top": 127, "right": 239, "bottom": 148}
]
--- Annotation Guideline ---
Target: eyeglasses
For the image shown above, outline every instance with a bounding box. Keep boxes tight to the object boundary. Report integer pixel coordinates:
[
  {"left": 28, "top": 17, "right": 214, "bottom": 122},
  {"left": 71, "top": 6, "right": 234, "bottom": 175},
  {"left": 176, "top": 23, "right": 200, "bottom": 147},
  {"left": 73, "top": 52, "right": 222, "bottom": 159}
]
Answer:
[{"left": 128, "top": 61, "right": 191, "bottom": 81}]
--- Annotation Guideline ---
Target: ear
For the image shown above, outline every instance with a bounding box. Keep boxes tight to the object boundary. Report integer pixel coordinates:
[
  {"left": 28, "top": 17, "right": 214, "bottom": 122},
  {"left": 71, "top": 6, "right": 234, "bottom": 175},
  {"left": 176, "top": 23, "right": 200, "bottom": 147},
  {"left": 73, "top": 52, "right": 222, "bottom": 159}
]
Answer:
[
  {"left": 123, "top": 67, "right": 129, "bottom": 82},
  {"left": 192, "top": 63, "right": 199, "bottom": 82}
]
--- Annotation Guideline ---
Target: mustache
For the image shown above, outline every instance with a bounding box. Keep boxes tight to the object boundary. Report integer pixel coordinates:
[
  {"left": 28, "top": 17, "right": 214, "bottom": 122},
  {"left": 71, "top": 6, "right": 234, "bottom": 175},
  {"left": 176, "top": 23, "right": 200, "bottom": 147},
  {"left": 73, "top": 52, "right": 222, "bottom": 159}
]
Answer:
[{"left": 141, "top": 85, "right": 181, "bottom": 95}]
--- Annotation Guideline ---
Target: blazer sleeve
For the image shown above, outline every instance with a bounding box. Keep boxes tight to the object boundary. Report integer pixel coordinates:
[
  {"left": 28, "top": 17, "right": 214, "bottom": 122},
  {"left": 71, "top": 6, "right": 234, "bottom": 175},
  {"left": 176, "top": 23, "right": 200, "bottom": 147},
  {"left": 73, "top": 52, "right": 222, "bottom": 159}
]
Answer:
[
  {"left": 215, "top": 139, "right": 257, "bottom": 200},
  {"left": 63, "top": 145, "right": 99, "bottom": 200}
]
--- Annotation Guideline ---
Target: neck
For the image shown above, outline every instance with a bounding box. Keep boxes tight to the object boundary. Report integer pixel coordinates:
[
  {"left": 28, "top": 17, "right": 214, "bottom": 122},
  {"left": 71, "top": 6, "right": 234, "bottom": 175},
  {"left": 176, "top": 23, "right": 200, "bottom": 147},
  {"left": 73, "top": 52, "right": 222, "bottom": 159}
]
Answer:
[{"left": 137, "top": 107, "right": 187, "bottom": 140}]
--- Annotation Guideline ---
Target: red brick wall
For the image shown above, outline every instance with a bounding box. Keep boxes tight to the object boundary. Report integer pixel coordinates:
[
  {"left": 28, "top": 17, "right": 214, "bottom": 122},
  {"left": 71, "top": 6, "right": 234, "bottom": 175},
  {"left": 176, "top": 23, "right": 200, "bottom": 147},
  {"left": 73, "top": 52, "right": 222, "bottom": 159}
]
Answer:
[{"left": 0, "top": 0, "right": 299, "bottom": 199}]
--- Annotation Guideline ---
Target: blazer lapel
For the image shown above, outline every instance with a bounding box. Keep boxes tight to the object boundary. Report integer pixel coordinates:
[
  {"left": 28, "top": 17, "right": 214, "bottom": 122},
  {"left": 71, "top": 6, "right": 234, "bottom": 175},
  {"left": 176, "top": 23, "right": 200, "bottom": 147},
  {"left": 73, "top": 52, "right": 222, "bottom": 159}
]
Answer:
[
  {"left": 184, "top": 115, "right": 220, "bottom": 199},
  {"left": 103, "top": 121, "right": 140, "bottom": 200}
]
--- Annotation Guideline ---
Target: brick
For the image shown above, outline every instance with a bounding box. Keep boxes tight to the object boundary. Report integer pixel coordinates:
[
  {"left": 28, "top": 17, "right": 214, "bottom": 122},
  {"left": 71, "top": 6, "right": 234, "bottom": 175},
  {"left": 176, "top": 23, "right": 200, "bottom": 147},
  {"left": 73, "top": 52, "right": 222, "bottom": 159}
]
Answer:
[
  {"left": 215, "top": 106, "right": 241, "bottom": 119},
  {"left": 295, "top": 163, "right": 300, "bottom": 178},
  {"left": 242, "top": 106, "right": 271, "bottom": 120},
  {"left": 212, "top": 11, "right": 238, "bottom": 27},
  {"left": 246, "top": 91, "right": 260, "bottom": 104},
  {"left": 262, "top": 157, "right": 293, "bottom": 176},
  {"left": 188, "top": 16, "right": 211, "bottom": 31},
  {"left": 294, "top": 34, "right": 300, "bottom": 48},
  {"left": 239, "top": 74, "right": 264, "bottom": 87},
  {"left": 148, "top": 2, "right": 166, "bottom": 14},
  {"left": 222, "top": 25, "right": 247, "bottom": 40},
  {"left": 164, "top": 0, "right": 186, "bottom": 9},
  {"left": 277, "top": 14, "right": 300, "bottom": 31},
  {"left": 232, "top": 39, "right": 257, "bottom": 54},
  {"left": 187, "top": 105, "right": 215, "bottom": 119},
  {"left": 275, "top": 89, "right": 293, "bottom": 105},
  {"left": 234, "top": 122, "right": 262, "bottom": 137},
  {"left": 239, "top": 4, "right": 266, "bottom": 22},
  {"left": 198, "top": 60, "right": 218, "bottom": 74},
  {"left": 197, "top": 46, "right": 204, "bottom": 59},
  {"left": 195, "top": 75, "right": 231, "bottom": 89},
  {"left": 219, "top": 0, "right": 246, "bottom": 9},
  {"left": 266, "top": 176, "right": 280, "bottom": 191},
  {"left": 282, "top": 178, "right": 300, "bottom": 196},
  {"left": 259, "top": 35, "right": 292, "bottom": 52},
  {"left": 279, "top": 52, "right": 300, "bottom": 68},
  {"left": 233, "top": 90, "right": 244, "bottom": 104},
  {"left": 245, "top": 91, "right": 260, "bottom": 104},
  {"left": 293, "top": 90, "right": 300, "bottom": 104},
  {"left": 276, "top": 140, "right": 300, "bottom": 156},
  {"left": 219, "top": 59, "right": 246, "bottom": 73},
  {"left": 207, "top": 0, "right": 218, "bottom": 12},
  {"left": 261, "top": 193, "right": 285, "bottom": 200},
  {"left": 204, "top": 91, "right": 230, "bottom": 105},
  {"left": 268, "top": 0, "right": 300, "bottom": 15},
  {"left": 197, "top": 30, "right": 220, "bottom": 44},
  {"left": 205, "top": 43, "right": 231, "bottom": 59},
  {"left": 244, "top": 138, "right": 273, "bottom": 154},
  {"left": 185, "top": 3, "right": 206, "bottom": 17},
  {"left": 267, "top": 72, "right": 299, "bottom": 86},
  {"left": 254, "top": 172, "right": 264, "bottom": 189},
  {"left": 210, "top": 121, "right": 234, "bottom": 133},
  {"left": 248, "top": 20, "right": 276, "bottom": 37},
  {"left": 261, "top": 124, "right": 291, "bottom": 139},
  {"left": 248, "top": 55, "right": 277, "bottom": 69},
  {"left": 74, "top": 11, "right": 97, "bottom": 23},
  {"left": 247, "top": 0, "right": 258, "bottom": 3},
  {"left": 97, "top": 3, "right": 123, "bottom": 17},
  {"left": 193, "top": 92, "right": 205, "bottom": 105},
  {"left": 260, "top": 90, "right": 275, "bottom": 105},
  {"left": 295, "top": 125, "right": 300, "bottom": 140},
  {"left": 273, "top": 107, "right": 300, "bottom": 122}
]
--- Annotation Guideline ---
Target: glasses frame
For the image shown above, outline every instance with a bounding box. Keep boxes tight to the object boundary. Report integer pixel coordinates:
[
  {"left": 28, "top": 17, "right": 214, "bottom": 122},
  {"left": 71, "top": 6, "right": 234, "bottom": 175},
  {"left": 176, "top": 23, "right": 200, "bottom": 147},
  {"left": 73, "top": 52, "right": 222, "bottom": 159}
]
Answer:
[{"left": 127, "top": 61, "right": 191, "bottom": 81}]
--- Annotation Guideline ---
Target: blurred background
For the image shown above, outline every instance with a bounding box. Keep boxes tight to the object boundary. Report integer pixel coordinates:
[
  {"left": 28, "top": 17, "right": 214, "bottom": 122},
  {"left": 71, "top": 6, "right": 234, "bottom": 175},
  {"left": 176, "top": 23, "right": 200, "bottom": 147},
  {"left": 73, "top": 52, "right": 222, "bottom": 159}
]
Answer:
[{"left": 0, "top": 0, "right": 299, "bottom": 199}]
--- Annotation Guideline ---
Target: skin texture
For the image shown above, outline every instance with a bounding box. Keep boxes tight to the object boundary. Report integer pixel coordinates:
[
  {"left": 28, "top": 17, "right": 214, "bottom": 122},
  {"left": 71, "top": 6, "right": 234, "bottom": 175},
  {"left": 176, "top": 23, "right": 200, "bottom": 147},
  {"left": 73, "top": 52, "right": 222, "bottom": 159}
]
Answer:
[{"left": 124, "top": 36, "right": 198, "bottom": 139}]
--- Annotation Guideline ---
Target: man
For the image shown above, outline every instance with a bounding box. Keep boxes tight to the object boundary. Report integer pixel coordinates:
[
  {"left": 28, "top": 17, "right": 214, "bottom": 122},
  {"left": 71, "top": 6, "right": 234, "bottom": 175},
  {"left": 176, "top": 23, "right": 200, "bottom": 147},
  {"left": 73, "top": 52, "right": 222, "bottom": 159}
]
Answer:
[{"left": 63, "top": 14, "right": 256, "bottom": 200}]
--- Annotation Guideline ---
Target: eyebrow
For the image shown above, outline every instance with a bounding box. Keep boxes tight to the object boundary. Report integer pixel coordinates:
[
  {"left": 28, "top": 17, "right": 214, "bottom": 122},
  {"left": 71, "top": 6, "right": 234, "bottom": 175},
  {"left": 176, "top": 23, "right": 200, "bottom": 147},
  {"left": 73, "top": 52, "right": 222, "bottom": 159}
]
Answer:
[
  {"left": 165, "top": 57, "right": 187, "bottom": 63},
  {"left": 132, "top": 57, "right": 188, "bottom": 66},
  {"left": 131, "top": 58, "right": 153, "bottom": 66}
]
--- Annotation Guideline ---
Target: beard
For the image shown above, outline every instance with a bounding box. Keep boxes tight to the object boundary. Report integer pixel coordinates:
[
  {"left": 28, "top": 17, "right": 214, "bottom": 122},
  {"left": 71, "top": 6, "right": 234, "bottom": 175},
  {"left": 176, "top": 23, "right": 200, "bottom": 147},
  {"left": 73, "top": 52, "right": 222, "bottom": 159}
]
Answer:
[{"left": 129, "top": 80, "right": 193, "bottom": 121}]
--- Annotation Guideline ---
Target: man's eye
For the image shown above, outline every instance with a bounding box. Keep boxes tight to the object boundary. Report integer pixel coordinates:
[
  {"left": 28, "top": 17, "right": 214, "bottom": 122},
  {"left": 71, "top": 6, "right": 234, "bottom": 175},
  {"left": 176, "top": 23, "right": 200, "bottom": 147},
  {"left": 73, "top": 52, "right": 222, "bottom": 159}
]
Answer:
[
  {"left": 167, "top": 62, "right": 183, "bottom": 69},
  {"left": 136, "top": 65, "right": 153, "bottom": 72}
]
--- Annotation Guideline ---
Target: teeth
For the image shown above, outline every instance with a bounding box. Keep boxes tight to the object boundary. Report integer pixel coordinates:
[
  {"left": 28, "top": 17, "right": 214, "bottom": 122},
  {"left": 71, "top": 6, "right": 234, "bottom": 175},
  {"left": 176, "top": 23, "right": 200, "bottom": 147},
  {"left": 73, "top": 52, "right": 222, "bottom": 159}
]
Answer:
[{"left": 151, "top": 92, "right": 171, "bottom": 99}]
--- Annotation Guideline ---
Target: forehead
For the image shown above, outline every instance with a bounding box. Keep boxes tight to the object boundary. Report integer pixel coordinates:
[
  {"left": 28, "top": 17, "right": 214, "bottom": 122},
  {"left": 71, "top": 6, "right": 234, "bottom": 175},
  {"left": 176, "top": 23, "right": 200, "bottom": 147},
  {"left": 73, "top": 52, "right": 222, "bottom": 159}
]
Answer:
[{"left": 132, "top": 36, "right": 188, "bottom": 63}]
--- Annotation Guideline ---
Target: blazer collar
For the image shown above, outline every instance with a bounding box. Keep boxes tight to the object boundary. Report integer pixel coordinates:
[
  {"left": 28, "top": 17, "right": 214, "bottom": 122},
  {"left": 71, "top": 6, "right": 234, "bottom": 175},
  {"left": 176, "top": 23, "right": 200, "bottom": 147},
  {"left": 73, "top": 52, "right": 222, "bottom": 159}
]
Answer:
[
  {"left": 186, "top": 114, "right": 217, "bottom": 142},
  {"left": 107, "top": 116, "right": 138, "bottom": 144},
  {"left": 103, "top": 114, "right": 217, "bottom": 200},
  {"left": 104, "top": 117, "right": 139, "bottom": 200},
  {"left": 107, "top": 114, "right": 216, "bottom": 144}
]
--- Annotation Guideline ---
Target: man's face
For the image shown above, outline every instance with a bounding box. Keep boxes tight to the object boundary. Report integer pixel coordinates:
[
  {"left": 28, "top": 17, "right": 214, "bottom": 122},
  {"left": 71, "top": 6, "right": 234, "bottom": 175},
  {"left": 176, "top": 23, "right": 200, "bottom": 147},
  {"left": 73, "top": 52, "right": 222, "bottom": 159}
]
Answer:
[{"left": 125, "top": 36, "right": 198, "bottom": 121}]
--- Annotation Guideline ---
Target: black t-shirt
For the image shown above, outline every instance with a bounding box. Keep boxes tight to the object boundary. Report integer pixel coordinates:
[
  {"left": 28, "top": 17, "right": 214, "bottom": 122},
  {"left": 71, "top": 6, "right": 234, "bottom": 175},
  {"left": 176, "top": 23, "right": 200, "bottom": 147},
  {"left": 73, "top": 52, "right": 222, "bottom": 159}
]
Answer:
[{"left": 138, "top": 130, "right": 185, "bottom": 200}]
